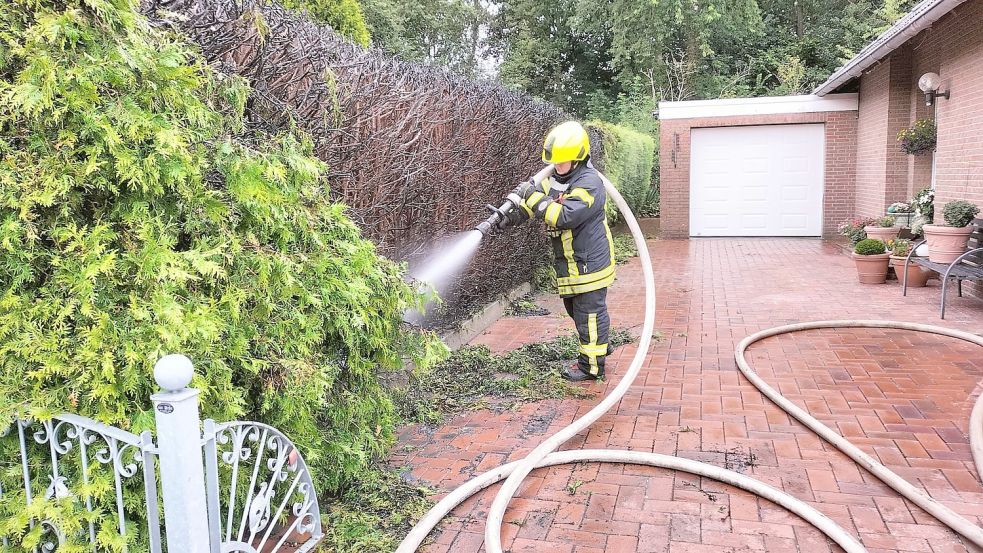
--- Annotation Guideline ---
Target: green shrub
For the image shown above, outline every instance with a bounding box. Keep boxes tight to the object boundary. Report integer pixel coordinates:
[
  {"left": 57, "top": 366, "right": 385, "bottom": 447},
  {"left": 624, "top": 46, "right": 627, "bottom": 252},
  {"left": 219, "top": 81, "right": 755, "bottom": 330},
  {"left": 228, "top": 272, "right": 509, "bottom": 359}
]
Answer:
[
  {"left": 854, "top": 239, "right": 886, "bottom": 255},
  {"left": 281, "top": 0, "right": 371, "bottom": 46},
  {"left": 941, "top": 200, "right": 980, "bottom": 228},
  {"left": 0, "top": 0, "right": 444, "bottom": 546},
  {"left": 613, "top": 234, "right": 639, "bottom": 265},
  {"left": 587, "top": 121, "right": 657, "bottom": 222},
  {"left": 638, "top": 184, "right": 660, "bottom": 217}
]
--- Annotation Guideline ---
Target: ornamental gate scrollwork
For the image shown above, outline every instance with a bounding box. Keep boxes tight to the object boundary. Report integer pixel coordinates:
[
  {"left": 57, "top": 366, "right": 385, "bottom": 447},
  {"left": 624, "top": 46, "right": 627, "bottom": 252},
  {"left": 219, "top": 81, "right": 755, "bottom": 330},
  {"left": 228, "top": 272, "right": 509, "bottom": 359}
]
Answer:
[
  {"left": 203, "top": 421, "right": 322, "bottom": 553},
  {"left": 0, "top": 355, "right": 323, "bottom": 552}
]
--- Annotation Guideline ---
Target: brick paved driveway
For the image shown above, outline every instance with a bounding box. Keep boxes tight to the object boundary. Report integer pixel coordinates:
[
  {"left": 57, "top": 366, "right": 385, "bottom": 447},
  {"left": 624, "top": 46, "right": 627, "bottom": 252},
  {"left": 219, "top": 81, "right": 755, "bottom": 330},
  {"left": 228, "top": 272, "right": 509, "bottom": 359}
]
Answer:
[{"left": 392, "top": 238, "right": 983, "bottom": 553}]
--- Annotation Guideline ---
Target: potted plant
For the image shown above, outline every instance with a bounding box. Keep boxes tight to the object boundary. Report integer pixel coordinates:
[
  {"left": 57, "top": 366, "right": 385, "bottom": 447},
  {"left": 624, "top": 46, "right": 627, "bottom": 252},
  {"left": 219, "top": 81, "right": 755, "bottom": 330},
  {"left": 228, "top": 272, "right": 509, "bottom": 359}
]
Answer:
[
  {"left": 853, "top": 239, "right": 891, "bottom": 284},
  {"left": 922, "top": 200, "right": 980, "bottom": 263},
  {"left": 837, "top": 217, "right": 877, "bottom": 246},
  {"left": 864, "top": 216, "right": 898, "bottom": 243},
  {"left": 910, "top": 187, "right": 934, "bottom": 236},
  {"left": 887, "top": 202, "right": 914, "bottom": 228},
  {"left": 888, "top": 239, "right": 930, "bottom": 288},
  {"left": 897, "top": 118, "right": 937, "bottom": 155}
]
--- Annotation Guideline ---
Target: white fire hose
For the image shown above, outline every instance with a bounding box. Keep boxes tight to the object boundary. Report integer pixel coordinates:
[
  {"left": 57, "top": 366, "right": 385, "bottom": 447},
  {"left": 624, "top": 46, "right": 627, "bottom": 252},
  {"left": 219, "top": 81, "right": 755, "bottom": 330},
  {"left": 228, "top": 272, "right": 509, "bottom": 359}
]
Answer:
[{"left": 396, "top": 167, "right": 983, "bottom": 552}]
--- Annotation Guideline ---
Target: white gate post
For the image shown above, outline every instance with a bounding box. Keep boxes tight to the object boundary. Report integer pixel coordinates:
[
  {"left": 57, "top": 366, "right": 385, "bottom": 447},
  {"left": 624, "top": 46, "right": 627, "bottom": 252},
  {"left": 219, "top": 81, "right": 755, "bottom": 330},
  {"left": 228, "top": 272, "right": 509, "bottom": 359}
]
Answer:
[{"left": 152, "top": 354, "right": 211, "bottom": 552}]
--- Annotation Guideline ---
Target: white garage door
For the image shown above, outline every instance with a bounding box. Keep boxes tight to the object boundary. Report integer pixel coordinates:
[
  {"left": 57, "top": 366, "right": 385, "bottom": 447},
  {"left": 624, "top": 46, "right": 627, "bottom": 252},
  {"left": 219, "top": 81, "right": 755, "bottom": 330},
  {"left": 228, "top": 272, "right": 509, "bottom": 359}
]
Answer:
[{"left": 690, "top": 124, "right": 824, "bottom": 237}]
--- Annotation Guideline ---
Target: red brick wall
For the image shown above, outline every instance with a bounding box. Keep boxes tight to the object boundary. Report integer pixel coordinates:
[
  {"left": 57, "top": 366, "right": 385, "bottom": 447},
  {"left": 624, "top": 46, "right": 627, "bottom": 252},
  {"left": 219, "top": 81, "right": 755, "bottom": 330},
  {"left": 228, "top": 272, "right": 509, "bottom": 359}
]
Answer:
[
  {"left": 853, "top": 0, "right": 983, "bottom": 216},
  {"left": 825, "top": 111, "right": 859, "bottom": 234},
  {"left": 855, "top": 60, "right": 891, "bottom": 217},
  {"left": 659, "top": 111, "right": 858, "bottom": 238},
  {"left": 908, "top": 42, "right": 939, "bottom": 197},
  {"left": 912, "top": 0, "right": 983, "bottom": 300},
  {"left": 922, "top": 0, "right": 983, "bottom": 210},
  {"left": 886, "top": 48, "right": 913, "bottom": 205},
  {"left": 848, "top": 0, "right": 983, "bottom": 298},
  {"left": 658, "top": 118, "right": 691, "bottom": 238}
]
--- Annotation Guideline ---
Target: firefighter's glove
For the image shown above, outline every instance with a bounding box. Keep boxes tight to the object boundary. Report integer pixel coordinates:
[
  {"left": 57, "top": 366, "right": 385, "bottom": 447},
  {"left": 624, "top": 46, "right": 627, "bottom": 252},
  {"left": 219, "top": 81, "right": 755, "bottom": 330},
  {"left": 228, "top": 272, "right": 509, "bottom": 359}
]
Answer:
[
  {"left": 499, "top": 202, "right": 529, "bottom": 229},
  {"left": 513, "top": 179, "right": 537, "bottom": 200}
]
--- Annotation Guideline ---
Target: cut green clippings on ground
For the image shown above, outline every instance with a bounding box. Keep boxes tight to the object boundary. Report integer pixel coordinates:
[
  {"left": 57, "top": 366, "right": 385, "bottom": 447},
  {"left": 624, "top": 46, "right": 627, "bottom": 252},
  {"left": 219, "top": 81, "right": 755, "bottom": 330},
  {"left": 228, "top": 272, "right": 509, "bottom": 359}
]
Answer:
[
  {"left": 321, "top": 467, "right": 434, "bottom": 552},
  {"left": 395, "top": 329, "right": 636, "bottom": 425},
  {"left": 504, "top": 294, "right": 550, "bottom": 317}
]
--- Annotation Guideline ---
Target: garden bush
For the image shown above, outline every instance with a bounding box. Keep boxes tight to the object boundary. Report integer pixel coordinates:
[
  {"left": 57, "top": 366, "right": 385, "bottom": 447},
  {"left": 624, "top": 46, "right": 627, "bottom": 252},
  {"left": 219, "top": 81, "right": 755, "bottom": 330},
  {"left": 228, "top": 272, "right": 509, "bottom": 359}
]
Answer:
[
  {"left": 941, "top": 200, "right": 980, "bottom": 228},
  {"left": 586, "top": 121, "right": 657, "bottom": 222},
  {"left": 837, "top": 217, "right": 876, "bottom": 246},
  {"left": 854, "top": 239, "right": 886, "bottom": 255},
  {"left": 0, "top": 0, "right": 444, "bottom": 546},
  {"left": 281, "top": 0, "right": 371, "bottom": 46}
]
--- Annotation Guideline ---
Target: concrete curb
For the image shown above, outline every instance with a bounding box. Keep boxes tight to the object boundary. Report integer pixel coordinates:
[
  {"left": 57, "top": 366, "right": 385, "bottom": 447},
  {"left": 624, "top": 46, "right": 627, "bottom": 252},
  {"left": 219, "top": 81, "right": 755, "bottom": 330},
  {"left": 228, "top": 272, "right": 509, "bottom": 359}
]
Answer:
[{"left": 440, "top": 282, "right": 533, "bottom": 351}]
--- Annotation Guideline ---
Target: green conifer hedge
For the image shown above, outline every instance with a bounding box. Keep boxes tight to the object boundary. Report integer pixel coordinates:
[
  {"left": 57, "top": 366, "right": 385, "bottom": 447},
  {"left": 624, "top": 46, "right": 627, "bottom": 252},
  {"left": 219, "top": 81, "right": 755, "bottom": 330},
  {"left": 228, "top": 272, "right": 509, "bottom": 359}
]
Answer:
[
  {"left": 0, "top": 1, "right": 444, "bottom": 545},
  {"left": 587, "top": 121, "right": 658, "bottom": 221}
]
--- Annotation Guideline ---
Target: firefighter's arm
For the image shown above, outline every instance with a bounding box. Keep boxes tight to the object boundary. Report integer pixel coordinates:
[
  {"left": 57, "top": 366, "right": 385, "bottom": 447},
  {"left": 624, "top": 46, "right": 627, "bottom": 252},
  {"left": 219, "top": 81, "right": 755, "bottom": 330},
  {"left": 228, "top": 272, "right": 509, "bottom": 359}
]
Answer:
[{"left": 525, "top": 187, "right": 596, "bottom": 229}]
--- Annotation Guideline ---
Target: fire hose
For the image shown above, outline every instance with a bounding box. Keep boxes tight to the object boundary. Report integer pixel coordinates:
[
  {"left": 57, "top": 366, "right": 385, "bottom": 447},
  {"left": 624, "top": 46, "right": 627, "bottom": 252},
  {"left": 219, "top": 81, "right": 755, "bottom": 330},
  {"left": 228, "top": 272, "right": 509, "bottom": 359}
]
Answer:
[{"left": 397, "top": 167, "right": 983, "bottom": 552}]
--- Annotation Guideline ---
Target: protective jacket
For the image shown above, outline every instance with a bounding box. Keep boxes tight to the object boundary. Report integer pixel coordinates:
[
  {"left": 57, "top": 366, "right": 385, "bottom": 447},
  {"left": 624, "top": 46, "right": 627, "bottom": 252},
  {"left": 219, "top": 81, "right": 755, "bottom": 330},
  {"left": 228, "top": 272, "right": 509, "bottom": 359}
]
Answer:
[{"left": 522, "top": 162, "right": 615, "bottom": 297}]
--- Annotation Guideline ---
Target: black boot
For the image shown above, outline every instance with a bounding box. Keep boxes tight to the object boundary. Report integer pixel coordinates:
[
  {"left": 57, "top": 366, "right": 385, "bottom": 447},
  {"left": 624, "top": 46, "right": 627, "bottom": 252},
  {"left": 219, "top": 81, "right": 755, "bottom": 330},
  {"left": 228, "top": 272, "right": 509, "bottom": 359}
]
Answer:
[{"left": 560, "top": 365, "right": 602, "bottom": 382}]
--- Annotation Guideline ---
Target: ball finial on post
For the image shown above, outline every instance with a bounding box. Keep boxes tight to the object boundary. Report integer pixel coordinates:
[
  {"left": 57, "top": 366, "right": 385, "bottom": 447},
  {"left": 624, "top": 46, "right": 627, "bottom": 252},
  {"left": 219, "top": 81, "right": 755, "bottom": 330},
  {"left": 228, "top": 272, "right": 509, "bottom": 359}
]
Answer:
[{"left": 154, "top": 354, "right": 195, "bottom": 392}]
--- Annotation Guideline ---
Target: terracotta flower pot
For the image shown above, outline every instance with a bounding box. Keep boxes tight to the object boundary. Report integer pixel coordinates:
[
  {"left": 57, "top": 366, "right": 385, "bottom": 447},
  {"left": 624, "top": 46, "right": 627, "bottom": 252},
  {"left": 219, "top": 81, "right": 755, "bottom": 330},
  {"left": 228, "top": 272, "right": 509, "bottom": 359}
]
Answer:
[
  {"left": 853, "top": 252, "right": 890, "bottom": 284},
  {"left": 922, "top": 224, "right": 972, "bottom": 263},
  {"left": 889, "top": 255, "right": 930, "bottom": 287},
  {"left": 864, "top": 226, "right": 898, "bottom": 243}
]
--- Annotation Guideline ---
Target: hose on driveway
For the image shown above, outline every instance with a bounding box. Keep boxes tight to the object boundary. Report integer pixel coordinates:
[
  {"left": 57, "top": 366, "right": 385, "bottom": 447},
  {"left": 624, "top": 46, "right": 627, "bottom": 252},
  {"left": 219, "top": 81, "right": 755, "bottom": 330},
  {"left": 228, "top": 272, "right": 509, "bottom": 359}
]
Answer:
[{"left": 396, "top": 168, "right": 983, "bottom": 552}]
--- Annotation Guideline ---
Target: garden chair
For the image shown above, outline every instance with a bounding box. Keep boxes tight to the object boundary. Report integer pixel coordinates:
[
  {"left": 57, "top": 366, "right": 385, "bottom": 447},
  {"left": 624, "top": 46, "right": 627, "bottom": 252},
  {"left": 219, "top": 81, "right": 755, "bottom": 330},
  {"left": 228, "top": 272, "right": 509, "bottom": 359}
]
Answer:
[{"left": 902, "top": 218, "right": 983, "bottom": 319}]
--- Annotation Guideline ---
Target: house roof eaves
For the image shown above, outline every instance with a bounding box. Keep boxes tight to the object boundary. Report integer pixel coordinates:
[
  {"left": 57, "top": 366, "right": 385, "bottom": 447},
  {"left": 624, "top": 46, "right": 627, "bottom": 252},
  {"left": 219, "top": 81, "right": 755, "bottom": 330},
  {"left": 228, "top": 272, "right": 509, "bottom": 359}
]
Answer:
[{"left": 812, "top": 0, "right": 969, "bottom": 96}]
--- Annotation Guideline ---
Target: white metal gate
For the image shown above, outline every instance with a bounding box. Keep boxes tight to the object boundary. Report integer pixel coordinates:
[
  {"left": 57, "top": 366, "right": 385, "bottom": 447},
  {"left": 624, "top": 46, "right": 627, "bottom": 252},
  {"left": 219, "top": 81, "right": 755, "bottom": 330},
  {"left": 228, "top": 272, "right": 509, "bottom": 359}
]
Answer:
[{"left": 0, "top": 355, "right": 323, "bottom": 552}]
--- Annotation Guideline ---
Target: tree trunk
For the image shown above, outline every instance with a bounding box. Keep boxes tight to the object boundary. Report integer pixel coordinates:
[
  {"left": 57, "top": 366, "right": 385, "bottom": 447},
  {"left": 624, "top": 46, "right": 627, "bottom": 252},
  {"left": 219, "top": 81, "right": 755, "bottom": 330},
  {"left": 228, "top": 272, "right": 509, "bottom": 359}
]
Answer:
[
  {"left": 794, "top": 0, "right": 805, "bottom": 37},
  {"left": 466, "top": 0, "right": 481, "bottom": 76}
]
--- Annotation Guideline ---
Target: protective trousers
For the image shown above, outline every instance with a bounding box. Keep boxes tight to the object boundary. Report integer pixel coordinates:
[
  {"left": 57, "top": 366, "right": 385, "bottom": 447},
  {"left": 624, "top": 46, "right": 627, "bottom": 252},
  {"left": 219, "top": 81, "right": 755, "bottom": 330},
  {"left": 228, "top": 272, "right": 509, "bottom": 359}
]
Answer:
[{"left": 562, "top": 287, "right": 611, "bottom": 376}]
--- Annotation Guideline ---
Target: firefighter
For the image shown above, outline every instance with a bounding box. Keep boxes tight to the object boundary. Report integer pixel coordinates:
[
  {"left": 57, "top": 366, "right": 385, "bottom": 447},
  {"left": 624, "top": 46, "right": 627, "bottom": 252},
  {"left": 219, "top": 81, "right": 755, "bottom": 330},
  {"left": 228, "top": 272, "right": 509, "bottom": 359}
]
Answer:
[{"left": 508, "top": 121, "right": 616, "bottom": 381}]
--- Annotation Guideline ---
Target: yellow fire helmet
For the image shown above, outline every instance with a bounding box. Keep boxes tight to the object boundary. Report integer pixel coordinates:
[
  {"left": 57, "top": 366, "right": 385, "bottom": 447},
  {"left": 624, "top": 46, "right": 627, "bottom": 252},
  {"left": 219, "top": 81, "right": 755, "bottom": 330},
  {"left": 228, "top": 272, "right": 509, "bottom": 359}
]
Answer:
[{"left": 542, "top": 121, "right": 590, "bottom": 164}]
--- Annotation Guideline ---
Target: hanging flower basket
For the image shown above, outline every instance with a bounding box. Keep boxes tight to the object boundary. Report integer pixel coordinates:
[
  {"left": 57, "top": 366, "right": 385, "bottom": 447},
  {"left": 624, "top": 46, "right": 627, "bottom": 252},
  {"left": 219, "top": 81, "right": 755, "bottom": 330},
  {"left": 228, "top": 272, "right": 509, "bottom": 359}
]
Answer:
[{"left": 897, "top": 119, "right": 937, "bottom": 155}]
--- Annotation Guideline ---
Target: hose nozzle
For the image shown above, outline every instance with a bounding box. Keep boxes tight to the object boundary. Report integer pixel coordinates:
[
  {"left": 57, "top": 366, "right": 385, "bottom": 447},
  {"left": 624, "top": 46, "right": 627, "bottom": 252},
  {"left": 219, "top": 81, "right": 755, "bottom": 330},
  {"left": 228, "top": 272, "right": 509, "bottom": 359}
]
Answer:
[
  {"left": 475, "top": 219, "right": 494, "bottom": 236},
  {"left": 475, "top": 197, "right": 519, "bottom": 236}
]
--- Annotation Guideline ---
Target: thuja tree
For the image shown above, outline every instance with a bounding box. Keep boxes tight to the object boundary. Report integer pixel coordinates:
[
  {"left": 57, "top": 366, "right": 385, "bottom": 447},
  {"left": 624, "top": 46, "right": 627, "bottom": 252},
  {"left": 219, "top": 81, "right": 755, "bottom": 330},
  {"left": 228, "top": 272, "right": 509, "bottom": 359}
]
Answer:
[{"left": 0, "top": 0, "right": 444, "bottom": 547}]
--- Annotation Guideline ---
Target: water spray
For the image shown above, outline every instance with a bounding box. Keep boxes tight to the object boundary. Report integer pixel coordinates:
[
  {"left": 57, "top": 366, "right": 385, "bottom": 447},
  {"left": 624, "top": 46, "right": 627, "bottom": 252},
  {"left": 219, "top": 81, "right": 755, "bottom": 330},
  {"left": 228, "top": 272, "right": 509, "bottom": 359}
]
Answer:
[{"left": 405, "top": 165, "right": 555, "bottom": 324}]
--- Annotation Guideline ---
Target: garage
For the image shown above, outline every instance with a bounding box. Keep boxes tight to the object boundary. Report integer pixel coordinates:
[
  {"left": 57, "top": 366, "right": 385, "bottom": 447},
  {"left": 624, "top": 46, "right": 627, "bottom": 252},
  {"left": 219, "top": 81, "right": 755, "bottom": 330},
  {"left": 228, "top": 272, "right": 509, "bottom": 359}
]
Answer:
[
  {"left": 689, "top": 123, "right": 825, "bottom": 237},
  {"left": 657, "top": 94, "right": 859, "bottom": 238}
]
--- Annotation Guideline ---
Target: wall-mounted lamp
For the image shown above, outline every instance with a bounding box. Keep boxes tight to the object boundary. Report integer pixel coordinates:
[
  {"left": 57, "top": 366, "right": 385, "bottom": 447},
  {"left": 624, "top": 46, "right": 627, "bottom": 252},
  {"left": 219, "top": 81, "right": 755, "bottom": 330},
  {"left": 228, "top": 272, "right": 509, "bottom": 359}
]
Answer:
[{"left": 918, "top": 72, "right": 950, "bottom": 106}]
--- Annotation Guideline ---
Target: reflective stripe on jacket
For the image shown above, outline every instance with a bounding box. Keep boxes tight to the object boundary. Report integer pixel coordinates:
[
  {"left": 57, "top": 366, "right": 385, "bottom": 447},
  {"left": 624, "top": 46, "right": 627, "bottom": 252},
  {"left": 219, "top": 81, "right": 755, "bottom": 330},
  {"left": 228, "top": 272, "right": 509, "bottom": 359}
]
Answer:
[{"left": 524, "top": 163, "right": 615, "bottom": 297}]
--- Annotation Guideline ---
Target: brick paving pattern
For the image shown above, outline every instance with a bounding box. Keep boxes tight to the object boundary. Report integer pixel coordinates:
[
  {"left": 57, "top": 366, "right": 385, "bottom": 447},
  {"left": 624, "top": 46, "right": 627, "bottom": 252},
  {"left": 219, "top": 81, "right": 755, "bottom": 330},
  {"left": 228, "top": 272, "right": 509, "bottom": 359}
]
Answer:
[{"left": 392, "top": 238, "right": 983, "bottom": 552}]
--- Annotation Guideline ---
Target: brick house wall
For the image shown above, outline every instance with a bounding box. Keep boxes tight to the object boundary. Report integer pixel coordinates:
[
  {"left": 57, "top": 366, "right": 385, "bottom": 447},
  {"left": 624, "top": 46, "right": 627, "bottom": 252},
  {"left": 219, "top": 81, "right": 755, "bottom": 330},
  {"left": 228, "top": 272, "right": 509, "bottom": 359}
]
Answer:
[
  {"left": 854, "top": 50, "right": 914, "bottom": 218},
  {"left": 659, "top": 111, "right": 858, "bottom": 238},
  {"left": 855, "top": 60, "right": 892, "bottom": 218},
  {"left": 854, "top": 0, "right": 983, "bottom": 213},
  {"left": 911, "top": 0, "right": 983, "bottom": 299},
  {"left": 924, "top": 0, "right": 983, "bottom": 210},
  {"left": 849, "top": 0, "right": 983, "bottom": 298}
]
